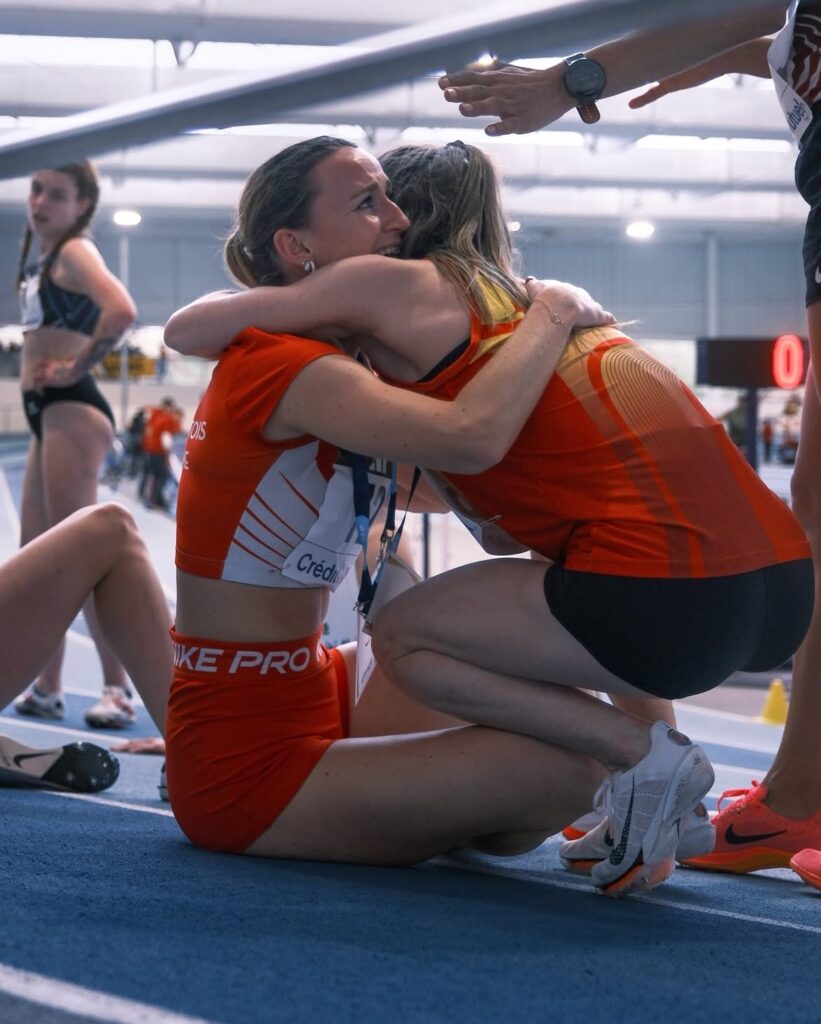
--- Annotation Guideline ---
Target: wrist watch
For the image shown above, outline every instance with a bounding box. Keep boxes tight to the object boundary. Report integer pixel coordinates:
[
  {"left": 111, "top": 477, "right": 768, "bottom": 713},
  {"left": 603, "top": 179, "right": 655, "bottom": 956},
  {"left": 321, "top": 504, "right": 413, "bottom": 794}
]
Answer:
[{"left": 562, "top": 52, "right": 606, "bottom": 124}]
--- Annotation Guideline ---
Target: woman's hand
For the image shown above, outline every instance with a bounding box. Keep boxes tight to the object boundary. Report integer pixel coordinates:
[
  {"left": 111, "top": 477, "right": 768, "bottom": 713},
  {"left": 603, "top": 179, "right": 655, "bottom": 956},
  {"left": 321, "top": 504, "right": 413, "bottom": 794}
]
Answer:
[
  {"left": 32, "top": 358, "right": 84, "bottom": 390},
  {"left": 524, "top": 278, "right": 616, "bottom": 329},
  {"left": 439, "top": 60, "right": 572, "bottom": 136}
]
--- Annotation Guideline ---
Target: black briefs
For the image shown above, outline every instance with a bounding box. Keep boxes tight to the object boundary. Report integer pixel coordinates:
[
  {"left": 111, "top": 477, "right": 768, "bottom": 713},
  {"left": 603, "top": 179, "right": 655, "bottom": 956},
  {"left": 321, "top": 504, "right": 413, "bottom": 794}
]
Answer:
[{"left": 22, "top": 374, "right": 115, "bottom": 441}]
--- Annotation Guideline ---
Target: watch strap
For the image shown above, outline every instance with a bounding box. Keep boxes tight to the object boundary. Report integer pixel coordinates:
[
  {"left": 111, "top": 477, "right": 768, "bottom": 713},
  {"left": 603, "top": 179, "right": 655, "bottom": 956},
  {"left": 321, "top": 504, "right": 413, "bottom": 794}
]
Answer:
[{"left": 577, "top": 103, "right": 601, "bottom": 125}]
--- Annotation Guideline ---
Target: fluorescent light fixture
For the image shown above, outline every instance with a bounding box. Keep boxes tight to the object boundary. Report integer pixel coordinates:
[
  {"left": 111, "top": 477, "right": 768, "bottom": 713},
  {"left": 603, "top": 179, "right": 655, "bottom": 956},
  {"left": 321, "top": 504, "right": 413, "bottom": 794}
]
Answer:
[
  {"left": 399, "top": 126, "right": 583, "bottom": 148},
  {"left": 196, "top": 123, "right": 368, "bottom": 139},
  {"left": 625, "top": 219, "right": 655, "bottom": 240},
  {"left": 636, "top": 134, "right": 792, "bottom": 154},
  {"left": 113, "top": 209, "right": 142, "bottom": 227}
]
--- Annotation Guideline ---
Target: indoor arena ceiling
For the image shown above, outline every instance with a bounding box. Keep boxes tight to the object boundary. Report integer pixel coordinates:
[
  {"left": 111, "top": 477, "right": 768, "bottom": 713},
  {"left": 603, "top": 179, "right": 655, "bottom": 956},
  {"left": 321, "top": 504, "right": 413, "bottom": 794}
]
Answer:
[{"left": 0, "top": 0, "right": 804, "bottom": 236}]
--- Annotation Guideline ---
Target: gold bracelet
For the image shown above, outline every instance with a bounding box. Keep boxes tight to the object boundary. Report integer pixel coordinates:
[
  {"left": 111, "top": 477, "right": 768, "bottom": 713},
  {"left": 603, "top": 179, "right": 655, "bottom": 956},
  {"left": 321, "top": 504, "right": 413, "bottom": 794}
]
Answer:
[{"left": 524, "top": 277, "right": 566, "bottom": 325}]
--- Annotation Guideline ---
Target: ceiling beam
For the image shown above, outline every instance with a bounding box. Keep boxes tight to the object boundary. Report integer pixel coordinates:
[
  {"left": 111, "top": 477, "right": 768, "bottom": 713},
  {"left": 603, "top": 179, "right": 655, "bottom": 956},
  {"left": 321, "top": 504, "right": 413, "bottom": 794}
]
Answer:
[
  {"left": 0, "top": 0, "right": 777, "bottom": 179},
  {"left": 0, "top": 6, "right": 398, "bottom": 46},
  {"left": 0, "top": 66, "right": 790, "bottom": 142}
]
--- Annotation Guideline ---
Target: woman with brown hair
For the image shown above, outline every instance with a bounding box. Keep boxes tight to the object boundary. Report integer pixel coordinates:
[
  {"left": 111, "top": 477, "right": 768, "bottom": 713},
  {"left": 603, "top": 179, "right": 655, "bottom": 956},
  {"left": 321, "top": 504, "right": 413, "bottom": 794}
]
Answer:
[{"left": 14, "top": 160, "right": 139, "bottom": 729}]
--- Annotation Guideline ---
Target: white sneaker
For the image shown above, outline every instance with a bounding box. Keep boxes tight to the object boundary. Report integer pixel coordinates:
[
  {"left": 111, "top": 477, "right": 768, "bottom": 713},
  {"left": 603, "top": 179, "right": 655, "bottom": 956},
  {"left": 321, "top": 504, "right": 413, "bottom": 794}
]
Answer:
[
  {"left": 14, "top": 684, "right": 65, "bottom": 720},
  {"left": 675, "top": 801, "right": 716, "bottom": 861},
  {"left": 84, "top": 686, "right": 136, "bottom": 729},
  {"left": 560, "top": 801, "right": 715, "bottom": 874},
  {"left": 589, "top": 721, "right": 715, "bottom": 897}
]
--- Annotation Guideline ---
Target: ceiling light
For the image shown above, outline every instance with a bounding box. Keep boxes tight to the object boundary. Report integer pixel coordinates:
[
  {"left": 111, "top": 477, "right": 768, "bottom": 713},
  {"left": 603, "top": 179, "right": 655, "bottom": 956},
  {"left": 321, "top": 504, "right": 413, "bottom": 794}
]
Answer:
[
  {"left": 113, "top": 209, "right": 142, "bottom": 227},
  {"left": 625, "top": 219, "right": 655, "bottom": 240}
]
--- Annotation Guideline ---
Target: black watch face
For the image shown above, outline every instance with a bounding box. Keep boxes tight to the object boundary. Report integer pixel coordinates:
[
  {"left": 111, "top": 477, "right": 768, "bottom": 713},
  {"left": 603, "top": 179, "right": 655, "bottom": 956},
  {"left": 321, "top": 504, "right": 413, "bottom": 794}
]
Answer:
[{"left": 565, "top": 59, "right": 605, "bottom": 101}]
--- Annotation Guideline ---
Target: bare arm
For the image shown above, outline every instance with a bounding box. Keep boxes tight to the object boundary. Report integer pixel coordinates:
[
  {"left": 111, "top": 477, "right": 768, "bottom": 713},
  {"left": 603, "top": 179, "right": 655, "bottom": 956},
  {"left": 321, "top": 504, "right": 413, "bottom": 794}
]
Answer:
[
  {"left": 164, "top": 256, "right": 461, "bottom": 370},
  {"left": 438, "top": 4, "right": 786, "bottom": 135},
  {"left": 396, "top": 465, "right": 450, "bottom": 514},
  {"left": 36, "top": 238, "right": 136, "bottom": 387},
  {"left": 165, "top": 290, "right": 254, "bottom": 359},
  {"left": 265, "top": 280, "right": 615, "bottom": 473},
  {"left": 628, "top": 37, "right": 773, "bottom": 108}
]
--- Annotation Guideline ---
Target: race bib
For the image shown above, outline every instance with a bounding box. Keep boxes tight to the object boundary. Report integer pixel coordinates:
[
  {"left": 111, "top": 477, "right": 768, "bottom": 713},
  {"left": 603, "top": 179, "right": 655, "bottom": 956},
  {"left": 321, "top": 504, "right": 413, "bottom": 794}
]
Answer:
[
  {"left": 769, "top": 4, "right": 812, "bottom": 144},
  {"left": 19, "top": 272, "right": 43, "bottom": 332},
  {"left": 282, "top": 458, "right": 392, "bottom": 591}
]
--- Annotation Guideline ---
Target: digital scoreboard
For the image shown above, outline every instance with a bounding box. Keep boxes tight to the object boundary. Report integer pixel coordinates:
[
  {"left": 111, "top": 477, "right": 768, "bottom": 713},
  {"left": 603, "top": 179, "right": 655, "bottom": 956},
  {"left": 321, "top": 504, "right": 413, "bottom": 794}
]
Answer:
[{"left": 696, "top": 335, "right": 809, "bottom": 389}]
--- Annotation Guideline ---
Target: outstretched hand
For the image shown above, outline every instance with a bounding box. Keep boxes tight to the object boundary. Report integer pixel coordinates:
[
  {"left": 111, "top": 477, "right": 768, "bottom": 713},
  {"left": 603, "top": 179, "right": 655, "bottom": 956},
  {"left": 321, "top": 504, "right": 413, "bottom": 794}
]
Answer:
[
  {"left": 439, "top": 60, "right": 571, "bottom": 136},
  {"left": 628, "top": 62, "right": 727, "bottom": 109}
]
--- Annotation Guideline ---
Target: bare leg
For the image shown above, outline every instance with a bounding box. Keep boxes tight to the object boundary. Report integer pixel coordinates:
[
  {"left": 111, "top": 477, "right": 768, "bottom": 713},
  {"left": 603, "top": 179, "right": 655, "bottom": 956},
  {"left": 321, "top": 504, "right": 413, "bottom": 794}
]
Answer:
[
  {"left": 372, "top": 558, "right": 654, "bottom": 772},
  {"left": 18, "top": 434, "right": 71, "bottom": 698},
  {"left": 767, "top": 329, "right": 821, "bottom": 818},
  {"left": 611, "top": 693, "right": 676, "bottom": 727},
  {"left": 341, "top": 646, "right": 464, "bottom": 738},
  {"left": 27, "top": 403, "right": 128, "bottom": 694},
  {"left": 343, "top": 649, "right": 543, "bottom": 853},
  {"left": 246, "top": 725, "right": 604, "bottom": 864},
  {"left": 1, "top": 504, "right": 172, "bottom": 733},
  {"left": 345, "top": 525, "right": 466, "bottom": 738}
]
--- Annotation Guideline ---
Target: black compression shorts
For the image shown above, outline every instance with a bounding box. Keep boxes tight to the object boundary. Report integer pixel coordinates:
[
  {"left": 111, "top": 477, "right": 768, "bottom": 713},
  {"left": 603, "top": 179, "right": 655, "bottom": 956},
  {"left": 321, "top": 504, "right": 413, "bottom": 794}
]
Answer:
[{"left": 544, "top": 559, "right": 814, "bottom": 699}]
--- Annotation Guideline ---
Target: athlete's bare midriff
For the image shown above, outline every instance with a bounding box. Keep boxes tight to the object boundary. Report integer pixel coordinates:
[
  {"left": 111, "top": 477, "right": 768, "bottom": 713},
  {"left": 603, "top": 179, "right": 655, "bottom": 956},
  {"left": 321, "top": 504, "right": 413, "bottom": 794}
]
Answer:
[
  {"left": 20, "top": 326, "right": 89, "bottom": 389},
  {"left": 175, "top": 569, "right": 331, "bottom": 643}
]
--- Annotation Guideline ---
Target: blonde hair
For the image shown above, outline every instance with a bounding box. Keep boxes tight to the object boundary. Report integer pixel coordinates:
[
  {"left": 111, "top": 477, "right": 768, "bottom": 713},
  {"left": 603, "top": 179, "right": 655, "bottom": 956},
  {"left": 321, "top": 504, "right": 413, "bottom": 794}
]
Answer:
[{"left": 378, "top": 142, "right": 530, "bottom": 322}]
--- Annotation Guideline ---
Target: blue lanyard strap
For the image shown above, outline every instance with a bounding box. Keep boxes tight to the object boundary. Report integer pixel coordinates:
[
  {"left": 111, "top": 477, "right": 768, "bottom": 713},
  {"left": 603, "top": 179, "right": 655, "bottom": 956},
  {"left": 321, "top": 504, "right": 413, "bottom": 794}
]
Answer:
[
  {"left": 350, "top": 452, "right": 377, "bottom": 611},
  {"left": 351, "top": 458, "right": 419, "bottom": 617}
]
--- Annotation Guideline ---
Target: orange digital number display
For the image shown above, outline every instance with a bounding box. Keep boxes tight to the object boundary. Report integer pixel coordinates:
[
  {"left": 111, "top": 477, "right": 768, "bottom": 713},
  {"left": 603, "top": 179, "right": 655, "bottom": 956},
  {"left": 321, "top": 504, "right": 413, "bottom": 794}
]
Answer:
[
  {"left": 697, "top": 336, "right": 809, "bottom": 389},
  {"left": 772, "top": 334, "right": 805, "bottom": 389}
]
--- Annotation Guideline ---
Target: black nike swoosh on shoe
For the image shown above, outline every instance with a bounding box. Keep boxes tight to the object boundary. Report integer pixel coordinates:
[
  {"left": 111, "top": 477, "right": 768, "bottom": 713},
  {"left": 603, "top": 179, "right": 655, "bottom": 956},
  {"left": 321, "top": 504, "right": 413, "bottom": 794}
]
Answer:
[
  {"left": 12, "top": 751, "right": 55, "bottom": 770},
  {"left": 724, "top": 824, "right": 788, "bottom": 845},
  {"left": 609, "top": 782, "right": 635, "bottom": 865}
]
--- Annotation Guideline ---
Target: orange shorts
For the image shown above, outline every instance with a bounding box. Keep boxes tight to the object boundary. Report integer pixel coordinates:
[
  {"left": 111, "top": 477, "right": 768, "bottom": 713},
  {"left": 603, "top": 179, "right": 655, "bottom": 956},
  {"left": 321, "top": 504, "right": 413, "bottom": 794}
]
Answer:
[{"left": 165, "top": 627, "right": 349, "bottom": 853}]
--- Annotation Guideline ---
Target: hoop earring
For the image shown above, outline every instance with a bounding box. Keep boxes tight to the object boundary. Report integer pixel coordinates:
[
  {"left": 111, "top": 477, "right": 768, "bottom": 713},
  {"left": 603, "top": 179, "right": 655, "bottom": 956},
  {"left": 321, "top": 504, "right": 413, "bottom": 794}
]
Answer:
[{"left": 302, "top": 259, "right": 316, "bottom": 274}]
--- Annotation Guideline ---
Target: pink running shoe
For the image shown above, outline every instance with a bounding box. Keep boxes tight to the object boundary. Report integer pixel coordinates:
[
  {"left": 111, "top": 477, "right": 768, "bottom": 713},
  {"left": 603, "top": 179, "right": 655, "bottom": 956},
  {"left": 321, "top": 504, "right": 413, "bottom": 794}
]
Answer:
[
  {"left": 681, "top": 781, "right": 821, "bottom": 873},
  {"left": 790, "top": 849, "right": 821, "bottom": 890}
]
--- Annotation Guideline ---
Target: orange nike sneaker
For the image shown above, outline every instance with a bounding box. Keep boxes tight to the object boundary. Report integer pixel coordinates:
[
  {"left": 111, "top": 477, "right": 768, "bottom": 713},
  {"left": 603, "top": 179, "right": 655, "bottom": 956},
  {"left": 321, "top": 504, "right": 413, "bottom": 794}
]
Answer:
[
  {"left": 680, "top": 781, "right": 821, "bottom": 873},
  {"left": 790, "top": 849, "right": 821, "bottom": 890}
]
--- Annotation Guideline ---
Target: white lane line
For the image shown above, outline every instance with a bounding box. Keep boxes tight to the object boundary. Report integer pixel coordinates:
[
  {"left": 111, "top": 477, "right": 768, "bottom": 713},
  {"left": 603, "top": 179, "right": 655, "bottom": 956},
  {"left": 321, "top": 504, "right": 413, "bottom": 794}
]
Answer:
[
  {"left": 47, "top": 790, "right": 174, "bottom": 818},
  {"left": 67, "top": 629, "right": 96, "bottom": 649},
  {"left": 0, "top": 715, "right": 146, "bottom": 745},
  {"left": 0, "top": 962, "right": 220, "bottom": 1024},
  {"left": 445, "top": 858, "right": 821, "bottom": 935},
  {"left": 678, "top": 703, "right": 777, "bottom": 726}
]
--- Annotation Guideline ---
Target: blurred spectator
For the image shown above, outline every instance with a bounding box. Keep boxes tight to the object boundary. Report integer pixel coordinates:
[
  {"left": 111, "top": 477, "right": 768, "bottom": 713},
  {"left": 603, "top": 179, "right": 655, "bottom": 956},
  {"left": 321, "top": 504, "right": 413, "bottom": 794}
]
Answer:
[
  {"left": 124, "top": 407, "right": 146, "bottom": 479},
  {"left": 140, "top": 398, "right": 183, "bottom": 511},
  {"left": 719, "top": 393, "right": 748, "bottom": 453},
  {"left": 155, "top": 344, "right": 168, "bottom": 384},
  {"left": 761, "top": 418, "right": 774, "bottom": 462}
]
